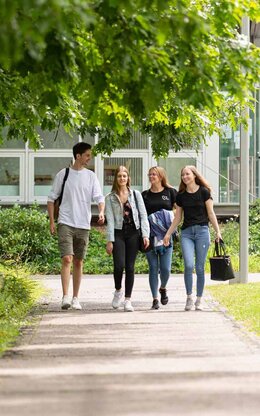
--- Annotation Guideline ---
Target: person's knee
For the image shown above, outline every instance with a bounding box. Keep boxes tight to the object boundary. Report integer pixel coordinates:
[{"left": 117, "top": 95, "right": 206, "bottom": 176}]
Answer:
[
  {"left": 73, "top": 257, "right": 83, "bottom": 267},
  {"left": 126, "top": 266, "right": 135, "bottom": 276},
  {"left": 196, "top": 264, "right": 204, "bottom": 274},
  {"left": 184, "top": 263, "right": 194, "bottom": 274},
  {"left": 160, "top": 269, "right": 170, "bottom": 280},
  {"left": 62, "top": 255, "right": 73, "bottom": 265},
  {"left": 114, "top": 257, "right": 124, "bottom": 272},
  {"left": 114, "top": 265, "right": 124, "bottom": 274}
]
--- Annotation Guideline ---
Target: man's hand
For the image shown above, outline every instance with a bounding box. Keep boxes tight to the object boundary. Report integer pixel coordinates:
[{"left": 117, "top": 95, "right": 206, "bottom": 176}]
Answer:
[
  {"left": 47, "top": 201, "right": 56, "bottom": 234},
  {"left": 143, "top": 237, "right": 150, "bottom": 249},
  {"left": 97, "top": 212, "right": 105, "bottom": 225},
  {"left": 50, "top": 221, "right": 56, "bottom": 235}
]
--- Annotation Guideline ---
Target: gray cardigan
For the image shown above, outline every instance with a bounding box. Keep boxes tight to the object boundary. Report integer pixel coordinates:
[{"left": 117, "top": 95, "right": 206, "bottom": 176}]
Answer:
[{"left": 105, "top": 189, "right": 150, "bottom": 242}]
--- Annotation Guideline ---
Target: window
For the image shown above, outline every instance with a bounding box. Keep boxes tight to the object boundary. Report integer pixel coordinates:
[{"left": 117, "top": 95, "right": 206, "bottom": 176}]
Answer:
[
  {"left": 33, "top": 157, "right": 72, "bottom": 197},
  {"left": 98, "top": 129, "right": 149, "bottom": 150},
  {"left": 159, "top": 157, "right": 196, "bottom": 189},
  {"left": 37, "top": 127, "right": 79, "bottom": 149},
  {"left": 123, "top": 130, "right": 149, "bottom": 149},
  {"left": 0, "top": 157, "right": 20, "bottom": 197},
  {"left": 219, "top": 107, "right": 256, "bottom": 203},
  {"left": 0, "top": 128, "right": 25, "bottom": 149},
  {"left": 32, "top": 155, "right": 95, "bottom": 198},
  {"left": 103, "top": 157, "right": 143, "bottom": 195}
]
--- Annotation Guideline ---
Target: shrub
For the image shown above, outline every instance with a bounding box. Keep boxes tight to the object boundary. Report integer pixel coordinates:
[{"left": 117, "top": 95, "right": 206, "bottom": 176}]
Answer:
[
  {"left": 0, "top": 204, "right": 58, "bottom": 265},
  {"left": 0, "top": 204, "right": 184, "bottom": 274},
  {"left": 0, "top": 263, "right": 42, "bottom": 355},
  {"left": 0, "top": 202, "right": 260, "bottom": 274},
  {"left": 249, "top": 199, "right": 260, "bottom": 255},
  {"left": 84, "top": 228, "right": 113, "bottom": 274},
  {"left": 217, "top": 198, "right": 260, "bottom": 256}
]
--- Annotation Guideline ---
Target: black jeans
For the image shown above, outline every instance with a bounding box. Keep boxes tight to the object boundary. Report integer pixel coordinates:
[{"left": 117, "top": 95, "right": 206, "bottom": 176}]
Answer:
[{"left": 113, "top": 225, "right": 140, "bottom": 298}]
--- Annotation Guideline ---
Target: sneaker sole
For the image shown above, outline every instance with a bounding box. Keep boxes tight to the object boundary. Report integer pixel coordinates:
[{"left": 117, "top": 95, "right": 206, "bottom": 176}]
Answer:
[
  {"left": 61, "top": 303, "right": 71, "bottom": 310},
  {"left": 184, "top": 305, "right": 194, "bottom": 311}
]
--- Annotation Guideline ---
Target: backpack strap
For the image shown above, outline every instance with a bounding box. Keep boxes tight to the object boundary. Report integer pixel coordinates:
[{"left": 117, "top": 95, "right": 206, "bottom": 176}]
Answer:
[{"left": 59, "top": 167, "right": 69, "bottom": 205}]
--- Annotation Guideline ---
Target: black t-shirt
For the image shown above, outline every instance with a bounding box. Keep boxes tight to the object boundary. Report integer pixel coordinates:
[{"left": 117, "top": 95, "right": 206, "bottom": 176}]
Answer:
[
  {"left": 142, "top": 187, "right": 177, "bottom": 216},
  {"left": 176, "top": 186, "right": 212, "bottom": 229}
]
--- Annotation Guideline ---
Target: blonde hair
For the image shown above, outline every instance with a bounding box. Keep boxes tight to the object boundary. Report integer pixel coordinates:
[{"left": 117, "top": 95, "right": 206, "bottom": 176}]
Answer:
[
  {"left": 112, "top": 165, "right": 131, "bottom": 194},
  {"left": 148, "top": 166, "right": 172, "bottom": 188},
  {"left": 179, "top": 165, "right": 212, "bottom": 193}
]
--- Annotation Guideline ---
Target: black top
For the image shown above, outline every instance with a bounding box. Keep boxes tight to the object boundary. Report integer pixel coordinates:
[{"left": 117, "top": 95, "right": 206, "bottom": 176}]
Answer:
[
  {"left": 142, "top": 187, "right": 177, "bottom": 216},
  {"left": 123, "top": 201, "right": 134, "bottom": 226},
  {"left": 176, "top": 186, "right": 212, "bottom": 229}
]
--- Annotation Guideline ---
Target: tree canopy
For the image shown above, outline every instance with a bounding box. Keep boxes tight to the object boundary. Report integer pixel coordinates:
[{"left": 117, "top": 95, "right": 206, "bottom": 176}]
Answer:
[{"left": 0, "top": 0, "right": 260, "bottom": 157}]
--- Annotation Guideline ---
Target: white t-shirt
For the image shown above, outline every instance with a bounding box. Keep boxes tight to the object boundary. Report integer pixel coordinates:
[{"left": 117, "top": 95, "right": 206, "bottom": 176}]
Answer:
[{"left": 48, "top": 168, "right": 104, "bottom": 229}]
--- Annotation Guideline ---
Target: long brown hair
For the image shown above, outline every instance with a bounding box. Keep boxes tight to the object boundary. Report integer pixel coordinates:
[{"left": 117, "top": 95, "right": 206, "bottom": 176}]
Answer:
[
  {"left": 148, "top": 166, "right": 172, "bottom": 188},
  {"left": 111, "top": 165, "right": 131, "bottom": 194},
  {"left": 179, "top": 165, "right": 212, "bottom": 193}
]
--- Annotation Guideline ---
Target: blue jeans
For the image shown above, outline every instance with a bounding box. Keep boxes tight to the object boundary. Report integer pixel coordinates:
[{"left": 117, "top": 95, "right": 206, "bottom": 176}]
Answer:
[
  {"left": 181, "top": 225, "right": 210, "bottom": 297},
  {"left": 146, "top": 245, "right": 173, "bottom": 299}
]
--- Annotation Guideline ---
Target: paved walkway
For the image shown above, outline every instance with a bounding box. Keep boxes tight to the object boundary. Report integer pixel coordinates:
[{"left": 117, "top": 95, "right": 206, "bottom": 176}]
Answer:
[{"left": 0, "top": 274, "right": 260, "bottom": 416}]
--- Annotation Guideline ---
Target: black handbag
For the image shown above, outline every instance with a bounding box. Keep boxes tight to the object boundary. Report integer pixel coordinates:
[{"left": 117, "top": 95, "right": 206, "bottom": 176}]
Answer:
[
  {"left": 210, "top": 239, "right": 235, "bottom": 281},
  {"left": 133, "top": 191, "right": 151, "bottom": 253},
  {"left": 138, "top": 234, "right": 147, "bottom": 253}
]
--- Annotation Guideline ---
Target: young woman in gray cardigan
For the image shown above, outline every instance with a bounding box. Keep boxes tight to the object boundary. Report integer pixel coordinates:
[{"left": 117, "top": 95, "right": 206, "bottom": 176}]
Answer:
[{"left": 105, "top": 166, "right": 150, "bottom": 312}]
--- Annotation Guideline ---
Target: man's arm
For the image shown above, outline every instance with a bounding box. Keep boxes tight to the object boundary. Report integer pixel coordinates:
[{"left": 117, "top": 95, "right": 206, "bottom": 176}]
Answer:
[
  {"left": 97, "top": 202, "right": 105, "bottom": 225},
  {"left": 47, "top": 201, "right": 56, "bottom": 234}
]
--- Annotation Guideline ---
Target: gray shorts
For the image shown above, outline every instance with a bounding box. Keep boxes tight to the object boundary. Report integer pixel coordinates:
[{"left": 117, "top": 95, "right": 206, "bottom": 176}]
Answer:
[{"left": 58, "top": 224, "right": 90, "bottom": 259}]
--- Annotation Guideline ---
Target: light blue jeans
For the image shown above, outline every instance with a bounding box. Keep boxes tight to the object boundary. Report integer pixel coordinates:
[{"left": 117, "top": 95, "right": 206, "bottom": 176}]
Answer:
[
  {"left": 181, "top": 225, "right": 210, "bottom": 297},
  {"left": 146, "top": 245, "right": 173, "bottom": 299}
]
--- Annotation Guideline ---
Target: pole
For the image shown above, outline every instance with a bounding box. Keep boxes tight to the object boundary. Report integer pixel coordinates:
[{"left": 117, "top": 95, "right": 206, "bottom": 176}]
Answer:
[{"left": 238, "top": 16, "right": 250, "bottom": 284}]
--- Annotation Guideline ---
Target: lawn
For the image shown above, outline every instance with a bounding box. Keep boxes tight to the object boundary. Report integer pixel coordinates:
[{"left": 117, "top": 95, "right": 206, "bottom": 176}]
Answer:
[{"left": 207, "top": 282, "right": 260, "bottom": 336}]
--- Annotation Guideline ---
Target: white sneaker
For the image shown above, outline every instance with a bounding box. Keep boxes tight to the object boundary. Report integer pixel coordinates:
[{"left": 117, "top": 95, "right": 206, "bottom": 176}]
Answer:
[
  {"left": 124, "top": 300, "right": 134, "bottom": 312},
  {"left": 195, "top": 299, "right": 203, "bottom": 311},
  {"left": 184, "top": 297, "right": 194, "bottom": 311},
  {"left": 71, "top": 297, "right": 82, "bottom": 310},
  {"left": 112, "top": 290, "right": 123, "bottom": 309},
  {"left": 61, "top": 295, "right": 71, "bottom": 310}
]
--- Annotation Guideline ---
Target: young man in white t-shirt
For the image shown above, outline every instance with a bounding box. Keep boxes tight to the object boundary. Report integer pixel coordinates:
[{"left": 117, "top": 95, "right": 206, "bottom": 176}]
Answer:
[{"left": 47, "top": 142, "right": 105, "bottom": 310}]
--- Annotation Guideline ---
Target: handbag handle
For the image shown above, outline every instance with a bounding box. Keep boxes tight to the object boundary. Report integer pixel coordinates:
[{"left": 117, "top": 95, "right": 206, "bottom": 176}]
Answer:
[
  {"left": 214, "top": 239, "right": 231, "bottom": 266},
  {"left": 214, "top": 239, "right": 227, "bottom": 257}
]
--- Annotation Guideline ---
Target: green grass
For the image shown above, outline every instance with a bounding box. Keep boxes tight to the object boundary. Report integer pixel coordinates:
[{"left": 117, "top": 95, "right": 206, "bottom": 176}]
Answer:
[
  {"left": 207, "top": 282, "right": 260, "bottom": 336},
  {"left": 0, "top": 263, "right": 44, "bottom": 356}
]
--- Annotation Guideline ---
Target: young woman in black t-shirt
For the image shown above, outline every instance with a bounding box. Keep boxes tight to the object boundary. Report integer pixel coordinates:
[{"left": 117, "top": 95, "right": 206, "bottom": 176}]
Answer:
[
  {"left": 142, "top": 166, "right": 177, "bottom": 310},
  {"left": 164, "top": 166, "right": 222, "bottom": 311}
]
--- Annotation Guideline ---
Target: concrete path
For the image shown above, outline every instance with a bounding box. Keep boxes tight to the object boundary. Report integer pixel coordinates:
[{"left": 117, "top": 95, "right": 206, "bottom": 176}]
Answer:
[{"left": 0, "top": 274, "right": 260, "bottom": 416}]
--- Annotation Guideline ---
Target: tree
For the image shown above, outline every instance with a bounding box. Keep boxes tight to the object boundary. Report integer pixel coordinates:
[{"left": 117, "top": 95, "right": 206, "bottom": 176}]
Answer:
[{"left": 0, "top": 0, "right": 260, "bottom": 157}]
